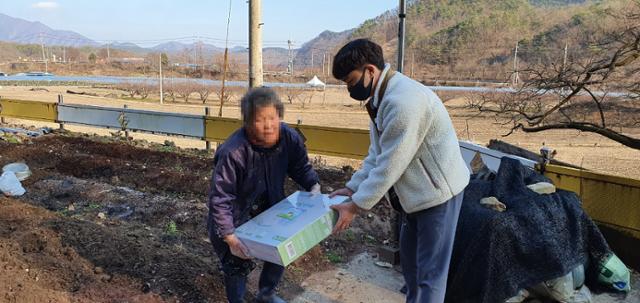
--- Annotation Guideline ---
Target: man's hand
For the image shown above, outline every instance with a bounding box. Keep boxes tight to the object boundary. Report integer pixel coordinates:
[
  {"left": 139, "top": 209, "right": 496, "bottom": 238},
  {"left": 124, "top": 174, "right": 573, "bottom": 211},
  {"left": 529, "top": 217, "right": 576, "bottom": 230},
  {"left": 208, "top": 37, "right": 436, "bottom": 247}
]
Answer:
[
  {"left": 330, "top": 201, "right": 360, "bottom": 234},
  {"left": 329, "top": 187, "right": 354, "bottom": 198},
  {"left": 224, "top": 234, "right": 251, "bottom": 259}
]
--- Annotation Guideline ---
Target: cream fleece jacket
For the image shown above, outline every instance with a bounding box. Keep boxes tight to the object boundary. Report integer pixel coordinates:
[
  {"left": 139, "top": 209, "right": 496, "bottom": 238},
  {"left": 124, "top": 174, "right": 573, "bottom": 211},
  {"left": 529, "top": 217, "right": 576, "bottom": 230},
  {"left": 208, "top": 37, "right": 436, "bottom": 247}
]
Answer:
[{"left": 346, "top": 64, "right": 470, "bottom": 213}]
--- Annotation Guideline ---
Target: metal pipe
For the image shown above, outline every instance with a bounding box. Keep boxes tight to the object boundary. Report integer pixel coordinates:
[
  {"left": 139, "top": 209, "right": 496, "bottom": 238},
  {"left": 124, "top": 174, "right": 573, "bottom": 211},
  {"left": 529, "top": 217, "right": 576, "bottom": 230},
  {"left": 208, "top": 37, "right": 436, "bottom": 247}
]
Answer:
[
  {"left": 205, "top": 107, "right": 211, "bottom": 151},
  {"left": 397, "top": 0, "right": 406, "bottom": 73},
  {"left": 58, "top": 94, "right": 65, "bottom": 130}
]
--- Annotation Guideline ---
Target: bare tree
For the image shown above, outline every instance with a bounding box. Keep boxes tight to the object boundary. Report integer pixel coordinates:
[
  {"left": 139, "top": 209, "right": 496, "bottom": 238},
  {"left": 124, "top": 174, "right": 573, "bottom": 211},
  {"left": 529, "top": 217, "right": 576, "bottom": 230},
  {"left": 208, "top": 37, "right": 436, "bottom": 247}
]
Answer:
[
  {"left": 213, "top": 85, "right": 226, "bottom": 104},
  {"left": 174, "top": 82, "right": 197, "bottom": 103},
  {"left": 164, "top": 81, "right": 177, "bottom": 102},
  {"left": 197, "top": 83, "right": 212, "bottom": 104},
  {"left": 299, "top": 89, "right": 317, "bottom": 109},
  {"left": 281, "top": 87, "right": 303, "bottom": 104},
  {"left": 468, "top": 3, "right": 640, "bottom": 150},
  {"left": 227, "top": 86, "right": 244, "bottom": 104},
  {"left": 137, "top": 82, "right": 155, "bottom": 99},
  {"left": 116, "top": 82, "right": 155, "bottom": 99},
  {"left": 120, "top": 82, "right": 138, "bottom": 98}
]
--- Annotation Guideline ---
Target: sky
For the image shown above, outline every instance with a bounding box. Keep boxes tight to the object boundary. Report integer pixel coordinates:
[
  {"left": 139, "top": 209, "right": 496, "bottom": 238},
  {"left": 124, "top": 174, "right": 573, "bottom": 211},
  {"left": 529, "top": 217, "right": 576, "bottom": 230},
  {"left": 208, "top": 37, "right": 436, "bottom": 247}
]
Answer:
[{"left": 1, "top": 1, "right": 399, "bottom": 47}]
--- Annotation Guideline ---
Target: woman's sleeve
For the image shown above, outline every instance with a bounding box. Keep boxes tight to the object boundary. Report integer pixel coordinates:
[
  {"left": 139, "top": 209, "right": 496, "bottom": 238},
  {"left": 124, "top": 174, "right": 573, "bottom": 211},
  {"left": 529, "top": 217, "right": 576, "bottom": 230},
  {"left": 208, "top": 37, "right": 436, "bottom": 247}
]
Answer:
[
  {"left": 287, "top": 130, "right": 320, "bottom": 191},
  {"left": 209, "top": 151, "right": 241, "bottom": 237}
]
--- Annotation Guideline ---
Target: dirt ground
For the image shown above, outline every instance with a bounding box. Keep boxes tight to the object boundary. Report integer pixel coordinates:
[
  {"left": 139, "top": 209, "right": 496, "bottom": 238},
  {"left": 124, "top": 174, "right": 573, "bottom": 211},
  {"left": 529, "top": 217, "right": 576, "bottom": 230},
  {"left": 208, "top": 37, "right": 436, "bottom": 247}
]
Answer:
[
  {"left": 1, "top": 133, "right": 638, "bottom": 303},
  {"left": 1, "top": 85, "right": 639, "bottom": 179},
  {"left": 0, "top": 134, "right": 396, "bottom": 302},
  {"left": 0, "top": 196, "right": 168, "bottom": 303}
]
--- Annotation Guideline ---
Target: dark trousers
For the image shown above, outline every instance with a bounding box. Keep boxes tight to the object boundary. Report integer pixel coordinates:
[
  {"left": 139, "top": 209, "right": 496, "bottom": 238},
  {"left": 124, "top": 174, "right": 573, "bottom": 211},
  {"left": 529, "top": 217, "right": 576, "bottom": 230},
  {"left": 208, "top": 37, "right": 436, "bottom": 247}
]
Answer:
[
  {"left": 400, "top": 193, "right": 463, "bottom": 303},
  {"left": 208, "top": 223, "right": 285, "bottom": 303}
]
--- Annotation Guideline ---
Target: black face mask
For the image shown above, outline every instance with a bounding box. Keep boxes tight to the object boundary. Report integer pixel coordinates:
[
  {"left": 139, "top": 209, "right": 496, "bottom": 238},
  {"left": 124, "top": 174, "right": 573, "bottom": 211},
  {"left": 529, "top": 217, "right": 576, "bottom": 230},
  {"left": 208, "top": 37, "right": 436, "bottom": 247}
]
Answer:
[{"left": 348, "top": 69, "right": 374, "bottom": 101}]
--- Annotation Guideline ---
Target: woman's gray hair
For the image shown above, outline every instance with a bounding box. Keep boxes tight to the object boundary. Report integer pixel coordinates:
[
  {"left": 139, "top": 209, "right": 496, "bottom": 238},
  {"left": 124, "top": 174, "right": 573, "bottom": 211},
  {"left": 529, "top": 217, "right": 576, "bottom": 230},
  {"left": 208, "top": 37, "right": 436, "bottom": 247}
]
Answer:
[{"left": 240, "top": 87, "right": 285, "bottom": 125}]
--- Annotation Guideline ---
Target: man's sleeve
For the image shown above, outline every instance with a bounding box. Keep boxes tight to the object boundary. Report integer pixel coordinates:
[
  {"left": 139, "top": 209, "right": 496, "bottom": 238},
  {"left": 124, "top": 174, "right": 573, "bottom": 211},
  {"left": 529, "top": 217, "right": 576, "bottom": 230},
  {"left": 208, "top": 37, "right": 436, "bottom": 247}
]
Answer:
[
  {"left": 350, "top": 97, "right": 432, "bottom": 210},
  {"left": 346, "top": 124, "right": 377, "bottom": 192},
  {"left": 209, "top": 152, "right": 240, "bottom": 237},
  {"left": 287, "top": 130, "right": 320, "bottom": 191}
]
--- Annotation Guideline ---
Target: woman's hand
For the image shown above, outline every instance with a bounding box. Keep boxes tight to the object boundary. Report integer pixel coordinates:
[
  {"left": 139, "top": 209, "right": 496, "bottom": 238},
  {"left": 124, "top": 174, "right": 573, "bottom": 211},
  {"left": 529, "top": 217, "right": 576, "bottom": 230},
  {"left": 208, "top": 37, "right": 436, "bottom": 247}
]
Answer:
[
  {"left": 224, "top": 234, "right": 252, "bottom": 259},
  {"left": 329, "top": 187, "right": 354, "bottom": 198},
  {"left": 310, "top": 183, "right": 321, "bottom": 196}
]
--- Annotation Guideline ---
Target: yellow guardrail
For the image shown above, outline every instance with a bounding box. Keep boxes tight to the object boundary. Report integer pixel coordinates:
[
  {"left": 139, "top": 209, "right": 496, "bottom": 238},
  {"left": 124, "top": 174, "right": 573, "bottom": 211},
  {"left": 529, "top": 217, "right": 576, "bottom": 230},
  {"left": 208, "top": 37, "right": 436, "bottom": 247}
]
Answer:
[
  {"left": 545, "top": 164, "right": 640, "bottom": 239},
  {"left": 2, "top": 98, "right": 639, "bottom": 239},
  {"left": 204, "top": 116, "right": 244, "bottom": 142},
  {"left": 204, "top": 117, "right": 370, "bottom": 159},
  {"left": 0, "top": 99, "right": 57, "bottom": 122},
  {"left": 289, "top": 124, "right": 369, "bottom": 158}
]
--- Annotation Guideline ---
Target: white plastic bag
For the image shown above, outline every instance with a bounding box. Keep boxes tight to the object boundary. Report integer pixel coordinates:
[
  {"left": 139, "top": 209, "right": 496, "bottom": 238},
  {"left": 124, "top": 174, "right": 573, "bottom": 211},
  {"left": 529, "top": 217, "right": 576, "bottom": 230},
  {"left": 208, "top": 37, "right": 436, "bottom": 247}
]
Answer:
[
  {"left": 0, "top": 171, "right": 26, "bottom": 196},
  {"left": 504, "top": 289, "right": 529, "bottom": 303},
  {"left": 530, "top": 271, "right": 574, "bottom": 302},
  {"left": 529, "top": 270, "right": 594, "bottom": 303},
  {"left": 570, "top": 285, "right": 593, "bottom": 303},
  {"left": 572, "top": 264, "right": 585, "bottom": 289}
]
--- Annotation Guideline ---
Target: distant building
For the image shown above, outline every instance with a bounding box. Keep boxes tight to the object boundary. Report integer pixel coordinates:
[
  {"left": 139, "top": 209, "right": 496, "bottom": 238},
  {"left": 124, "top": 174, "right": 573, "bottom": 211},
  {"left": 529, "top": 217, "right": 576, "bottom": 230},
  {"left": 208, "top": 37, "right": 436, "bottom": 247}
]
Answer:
[
  {"left": 109, "top": 57, "right": 146, "bottom": 64},
  {"left": 173, "top": 63, "right": 201, "bottom": 68}
]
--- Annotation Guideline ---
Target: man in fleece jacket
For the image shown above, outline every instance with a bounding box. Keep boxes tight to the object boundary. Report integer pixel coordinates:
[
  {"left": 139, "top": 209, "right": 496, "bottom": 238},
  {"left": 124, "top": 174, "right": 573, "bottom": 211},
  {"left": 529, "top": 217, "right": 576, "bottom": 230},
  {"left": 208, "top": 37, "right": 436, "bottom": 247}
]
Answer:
[{"left": 329, "top": 39, "right": 470, "bottom": 303}]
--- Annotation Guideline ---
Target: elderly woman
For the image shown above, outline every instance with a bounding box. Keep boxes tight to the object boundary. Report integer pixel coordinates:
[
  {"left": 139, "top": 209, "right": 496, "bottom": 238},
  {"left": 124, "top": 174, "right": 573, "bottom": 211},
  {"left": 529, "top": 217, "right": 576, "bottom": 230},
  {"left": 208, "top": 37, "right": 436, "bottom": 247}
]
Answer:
[{"left": 208, "top": 87, "right": 320, "bottom": 303}]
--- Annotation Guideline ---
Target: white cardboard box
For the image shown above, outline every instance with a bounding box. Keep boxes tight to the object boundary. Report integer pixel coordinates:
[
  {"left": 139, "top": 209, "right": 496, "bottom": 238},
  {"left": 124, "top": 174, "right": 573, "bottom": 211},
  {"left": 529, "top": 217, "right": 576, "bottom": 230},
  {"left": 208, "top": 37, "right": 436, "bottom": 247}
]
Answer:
[{"left": 235, "top": 191, "right": 348, "bottom": 266}]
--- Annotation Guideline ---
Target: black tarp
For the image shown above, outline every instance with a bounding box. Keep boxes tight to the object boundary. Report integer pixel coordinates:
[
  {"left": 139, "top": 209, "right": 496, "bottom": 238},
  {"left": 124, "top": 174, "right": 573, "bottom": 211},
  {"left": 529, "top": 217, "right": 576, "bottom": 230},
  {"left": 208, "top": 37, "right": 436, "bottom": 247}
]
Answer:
[{"left": 446, "top": 158, "right": 611, "bottom": 303}]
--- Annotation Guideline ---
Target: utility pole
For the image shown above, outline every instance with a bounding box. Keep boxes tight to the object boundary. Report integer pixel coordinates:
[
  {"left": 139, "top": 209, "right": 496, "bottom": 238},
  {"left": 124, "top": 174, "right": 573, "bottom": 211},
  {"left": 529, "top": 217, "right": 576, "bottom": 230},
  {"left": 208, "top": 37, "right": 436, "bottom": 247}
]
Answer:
[
  {"left": 220, "top": 0, "right": 233, "bottom": 116},
  {"left": 311, "top": 49, "right": 314, "bottom": 71},
  {"left": 249, "top": 0, "right": 264, "bottom": 88},
  {"left": 563, "top": 42, "right": 568, "bottom": 71},
  {"left": 322, "top": 50, "right": 328, "bottom": 105},
  {"left": 397, "top": 0, "right": 406, "bottom": 73},
  {"left": 322, "top": 52, "right": 326, "bottom": 77},
  {"left": 287, "top": 39, "right": 294, "bottom": 76},
  {"left": 40, "top": 33, "right": 48, "bottom": 73},
  {"left": 193, "top": 42, "right": 198, "bottom": 73},
  {"left": 63, "top": 47, "right": 66, "bottom": 63},
  {"left": 201, "top": 42, "right": 206, "bottom": 79},
  {"left": 159, "top": 54, "right": 164, "bottom": 105},
  {"left": 107, "top": 43, "right": 110, "bottom": 61},
  {"left": 513, "top": 42, "right": 519, "bottom": 86},
  {"left": 220, "top": 47, "right": 230, "bottom": 117}
]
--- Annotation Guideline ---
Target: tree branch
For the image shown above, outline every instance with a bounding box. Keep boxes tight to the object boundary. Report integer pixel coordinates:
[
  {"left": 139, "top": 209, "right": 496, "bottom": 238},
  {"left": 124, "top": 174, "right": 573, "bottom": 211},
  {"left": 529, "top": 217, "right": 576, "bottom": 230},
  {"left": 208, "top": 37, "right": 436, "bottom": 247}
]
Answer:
[{"left": 517, "top": 122, "right": 640, "bottom": 150}]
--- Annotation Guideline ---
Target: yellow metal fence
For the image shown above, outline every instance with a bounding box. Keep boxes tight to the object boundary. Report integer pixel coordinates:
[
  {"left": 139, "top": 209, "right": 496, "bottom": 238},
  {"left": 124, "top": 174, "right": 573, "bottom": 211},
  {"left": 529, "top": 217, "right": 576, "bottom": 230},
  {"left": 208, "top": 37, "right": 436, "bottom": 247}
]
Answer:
[
  {"left": 0, "top": 99, "right": 58, "bottom": 122},
  {"left": 544, "top": 165, "right": 640, "bottom": 239}
]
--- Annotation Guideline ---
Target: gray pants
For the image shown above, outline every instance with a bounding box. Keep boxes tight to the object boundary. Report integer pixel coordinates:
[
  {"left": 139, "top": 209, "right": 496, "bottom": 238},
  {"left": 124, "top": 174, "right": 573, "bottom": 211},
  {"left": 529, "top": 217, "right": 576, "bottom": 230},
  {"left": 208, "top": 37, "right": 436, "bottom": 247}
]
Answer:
[{"left": 400, "top": 193, "right": 463, "bottom": 303}]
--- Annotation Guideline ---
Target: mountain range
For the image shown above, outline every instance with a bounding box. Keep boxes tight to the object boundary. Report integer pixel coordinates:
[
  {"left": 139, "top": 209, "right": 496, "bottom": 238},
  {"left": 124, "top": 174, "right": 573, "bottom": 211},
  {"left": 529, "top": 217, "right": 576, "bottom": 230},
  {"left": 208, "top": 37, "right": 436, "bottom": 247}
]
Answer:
[
  {"left": 0, "top": 12, "right": 293, "bottom": 59},
  {"left": 0, "top": 13, "right": 98, "bottom": 47}
]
